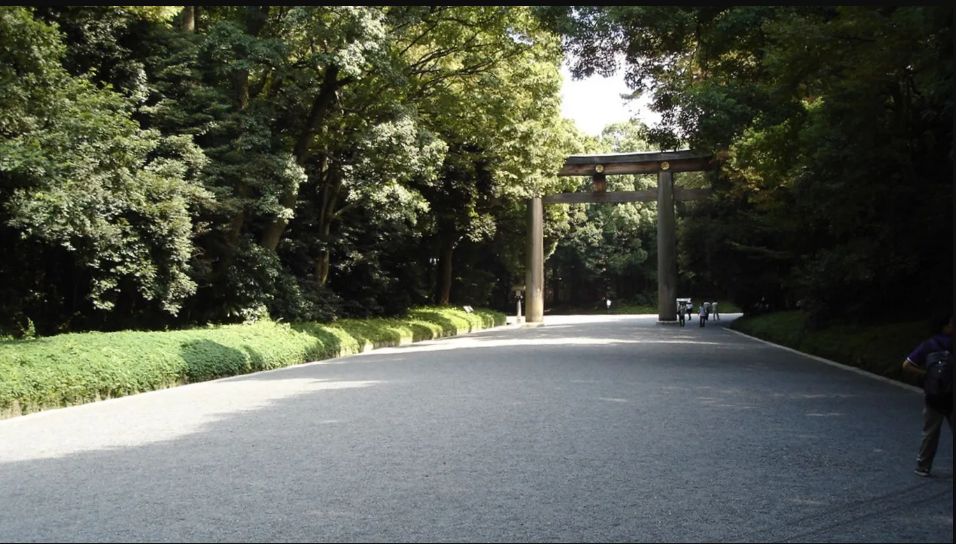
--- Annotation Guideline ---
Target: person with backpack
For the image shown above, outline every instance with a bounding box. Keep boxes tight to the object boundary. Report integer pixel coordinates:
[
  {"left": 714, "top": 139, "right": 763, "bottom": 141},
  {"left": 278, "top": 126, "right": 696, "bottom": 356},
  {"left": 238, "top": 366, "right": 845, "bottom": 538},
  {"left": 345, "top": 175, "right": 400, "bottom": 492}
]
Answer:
[
  {"left": 699, "top": 302, "right": 709, "bottom": 327},
  {"left": 902, "top": 313, "right": 953, "bottom": 477}
]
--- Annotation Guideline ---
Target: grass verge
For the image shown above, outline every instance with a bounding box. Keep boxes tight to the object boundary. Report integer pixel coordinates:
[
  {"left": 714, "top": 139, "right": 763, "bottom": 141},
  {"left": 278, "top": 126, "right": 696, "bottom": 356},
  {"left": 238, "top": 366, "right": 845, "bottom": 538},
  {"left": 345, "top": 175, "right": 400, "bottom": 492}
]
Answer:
[
  {"left": 730, "top": 311, "right": 928, "bottom": 387},
  {"left": 0, "top": 307, "right": 505, "bottom": 419}
]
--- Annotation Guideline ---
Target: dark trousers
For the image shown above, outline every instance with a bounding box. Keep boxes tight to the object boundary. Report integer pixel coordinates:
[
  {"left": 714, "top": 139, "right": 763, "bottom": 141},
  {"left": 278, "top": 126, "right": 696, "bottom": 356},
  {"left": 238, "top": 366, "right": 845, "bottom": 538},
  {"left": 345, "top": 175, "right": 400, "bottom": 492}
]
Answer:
[{"left": 918, "top": 403, "right": 953, "bottom": 470}]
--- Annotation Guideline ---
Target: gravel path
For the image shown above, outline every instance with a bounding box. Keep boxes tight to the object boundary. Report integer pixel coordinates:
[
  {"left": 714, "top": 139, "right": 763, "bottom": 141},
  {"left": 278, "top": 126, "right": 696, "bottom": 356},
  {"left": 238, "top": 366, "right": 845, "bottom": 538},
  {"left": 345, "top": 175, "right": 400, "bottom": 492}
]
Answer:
[{"left": 0, "top": 315, "right": 951, "bottom": 542}]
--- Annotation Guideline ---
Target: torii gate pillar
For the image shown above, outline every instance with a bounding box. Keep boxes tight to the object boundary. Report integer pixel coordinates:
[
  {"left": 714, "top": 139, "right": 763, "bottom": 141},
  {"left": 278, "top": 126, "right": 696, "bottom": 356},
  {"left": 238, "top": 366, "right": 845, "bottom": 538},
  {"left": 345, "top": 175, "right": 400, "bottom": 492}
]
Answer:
[
  {"left": 525, "top": 197, "right": 544, "bottom": 323},
  {"left": 657, "top": 171, "right": 678, "bottom": 322},
  {"left": 525, "top": 150, "right": 714, "bottom": 325}
]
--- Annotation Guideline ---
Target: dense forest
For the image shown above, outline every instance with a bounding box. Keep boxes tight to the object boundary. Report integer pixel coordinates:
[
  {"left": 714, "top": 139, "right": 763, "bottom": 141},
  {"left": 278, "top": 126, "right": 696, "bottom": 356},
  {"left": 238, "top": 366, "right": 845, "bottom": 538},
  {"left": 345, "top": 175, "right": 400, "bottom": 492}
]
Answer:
[{"left": 0, "top": 6, "right": 951, "bottom": 337}]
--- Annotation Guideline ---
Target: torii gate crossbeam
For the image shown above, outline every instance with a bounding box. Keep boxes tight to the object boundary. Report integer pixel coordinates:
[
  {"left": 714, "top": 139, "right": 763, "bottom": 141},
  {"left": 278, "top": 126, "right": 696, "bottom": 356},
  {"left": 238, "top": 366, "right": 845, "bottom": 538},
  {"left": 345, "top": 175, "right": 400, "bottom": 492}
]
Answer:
[{"left": 526, "top": 150, "right": 716, "bottom": 324}]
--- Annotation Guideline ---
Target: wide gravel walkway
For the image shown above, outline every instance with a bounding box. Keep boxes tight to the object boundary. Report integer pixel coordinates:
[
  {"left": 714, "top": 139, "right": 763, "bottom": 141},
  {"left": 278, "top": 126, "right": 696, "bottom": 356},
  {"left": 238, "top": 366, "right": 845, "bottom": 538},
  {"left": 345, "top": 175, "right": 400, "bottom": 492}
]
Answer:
[{"left": 0, "top": 315, "right": 951, "bottom": 542}]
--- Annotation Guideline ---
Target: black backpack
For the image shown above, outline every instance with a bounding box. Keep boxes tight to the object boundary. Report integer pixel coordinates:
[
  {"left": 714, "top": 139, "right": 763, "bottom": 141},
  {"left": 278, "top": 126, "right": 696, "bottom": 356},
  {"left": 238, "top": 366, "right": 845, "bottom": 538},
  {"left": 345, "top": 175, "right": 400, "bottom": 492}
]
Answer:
[{"left": 922, "top": 339, "right": 953, "bottom": 411}]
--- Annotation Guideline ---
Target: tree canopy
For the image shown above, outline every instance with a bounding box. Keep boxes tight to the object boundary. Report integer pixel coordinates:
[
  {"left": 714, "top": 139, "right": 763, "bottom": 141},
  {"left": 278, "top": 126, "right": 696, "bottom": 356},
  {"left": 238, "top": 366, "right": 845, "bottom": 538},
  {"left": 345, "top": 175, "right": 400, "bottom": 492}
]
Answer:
[
  {"left": 0, "top": 6, "right": 950, "bottom": 336},
  {"left": 538, "top": 6, "right": 953, "bottom": 323},
  {"left": 0, "top": 6, "right": 586, "bottom": 336}
]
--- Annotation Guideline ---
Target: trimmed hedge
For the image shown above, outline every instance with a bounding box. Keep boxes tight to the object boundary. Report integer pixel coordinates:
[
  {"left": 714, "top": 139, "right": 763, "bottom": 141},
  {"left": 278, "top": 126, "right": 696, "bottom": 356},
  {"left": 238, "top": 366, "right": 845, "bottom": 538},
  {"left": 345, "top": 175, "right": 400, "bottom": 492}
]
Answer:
[
  {"left": 730, "top": 311, "right": 929, "bottom": 387},
  {"left": 0, "top": 307, "right": 505, "bottom": 418}
]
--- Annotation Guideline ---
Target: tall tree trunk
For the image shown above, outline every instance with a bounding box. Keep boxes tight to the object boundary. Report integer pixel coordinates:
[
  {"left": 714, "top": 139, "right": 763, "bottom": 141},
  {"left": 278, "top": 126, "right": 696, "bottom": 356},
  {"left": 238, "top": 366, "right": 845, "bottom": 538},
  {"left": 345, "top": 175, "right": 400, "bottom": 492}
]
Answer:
[
  {"left": 182, "top": 6, "right": 195, "bottom": 32},
  {"left": 316, "top": 250, "right": 331, "bottom": 287},
  {"left": 215, "top": 6, "right": 271, "bottom": 279},
  {"left": 313, "top": 160, "right": 338, "bottom": 287},
  {"left": 315, "top": 188, "right": 333, "bottom": 287},
  {"left": 439, "top": 240, "right": 454, "bottom": 305},
  {"left": 232, "top": 6, "right": 270, "bottom": 109},
  {"left": 260, "top": 66, "right": 342, "bottom": 251}
]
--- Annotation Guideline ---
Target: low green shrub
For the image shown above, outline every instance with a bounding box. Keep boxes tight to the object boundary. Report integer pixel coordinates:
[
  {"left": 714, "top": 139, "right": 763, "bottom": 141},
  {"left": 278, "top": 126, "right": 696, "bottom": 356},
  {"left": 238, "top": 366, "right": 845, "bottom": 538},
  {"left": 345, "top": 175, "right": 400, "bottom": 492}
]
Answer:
[
  {"left": 731, "top": 311, "right": 929, "bottom": 386},
  {"left": 0, "top": 307, "right": 505, "bottom": 418},
  {"left": 712, "top": 301, "right": 742, "bottom": 314}
]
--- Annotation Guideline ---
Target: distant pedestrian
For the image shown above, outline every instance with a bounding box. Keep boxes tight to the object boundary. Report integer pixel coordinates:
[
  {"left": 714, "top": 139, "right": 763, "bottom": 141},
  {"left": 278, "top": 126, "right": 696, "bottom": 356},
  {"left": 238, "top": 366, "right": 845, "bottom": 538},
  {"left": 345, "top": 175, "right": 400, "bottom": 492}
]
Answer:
[
  {"left": 606, "top": 298, "right": 611, "bottom": 314},
  {"left": 677, "top": 301, "right": 686, "bottom": 327},
  {"left": 902, "top": 313, "right": 952, "bottom": 477},
  {"left": 699, "top": 303, "right": 709, "bottom": 327},
  {"left": 712, "top": 302, "right": 720, "bottom": 321}
]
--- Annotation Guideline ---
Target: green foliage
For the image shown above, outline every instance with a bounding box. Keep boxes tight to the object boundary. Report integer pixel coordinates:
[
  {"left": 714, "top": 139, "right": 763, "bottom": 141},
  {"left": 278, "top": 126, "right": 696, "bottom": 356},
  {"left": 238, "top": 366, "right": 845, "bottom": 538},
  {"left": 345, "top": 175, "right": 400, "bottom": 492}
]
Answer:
[
  {"left": 540, "top": 6, "right": 952, "bottom": 322},
  {"left": 0, "top": 6, "right": 580, "bottom": 334},
  {"left": 731, "top": 311, "right": 930, "bottom": 386},
  {"left": 387, "top": 7, "right": 579, "bottom": 308},
  {"left": 9, "top": 4, "right": 945, "bottom": 343},
  {"left": 0, "top": 7, "right": 209, "bottom": 335},
  {"left": 549, "top": 120, "right": 659, "bottom": 306},
  {"left": 713, "top": 301, "right": 741, "bottom": 314},
  {"left": 0, "top": 307, "right": 505, "bottom": 418}
]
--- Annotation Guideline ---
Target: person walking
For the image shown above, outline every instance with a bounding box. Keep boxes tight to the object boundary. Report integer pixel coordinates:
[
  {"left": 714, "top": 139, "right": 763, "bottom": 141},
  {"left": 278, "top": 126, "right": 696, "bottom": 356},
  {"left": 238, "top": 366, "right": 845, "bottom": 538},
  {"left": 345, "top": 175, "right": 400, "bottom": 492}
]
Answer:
[
  {"left": 902, "top": 314, "right": 953, "bottom": 477},
  {"left": 677, "top": 301, "right": 686, "bottom": 327},
  {"left": 699, "top": 302, "right": 709, "bottom": 327},
  {"left": 712, "top": 302, "right": 720, "bottom": 321}
]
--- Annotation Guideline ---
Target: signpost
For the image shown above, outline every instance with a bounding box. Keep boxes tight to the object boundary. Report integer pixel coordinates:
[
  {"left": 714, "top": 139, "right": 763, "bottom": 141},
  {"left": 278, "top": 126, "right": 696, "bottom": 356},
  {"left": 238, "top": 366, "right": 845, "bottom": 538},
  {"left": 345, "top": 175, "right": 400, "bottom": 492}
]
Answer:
[{"left": 513, "top": 285, "right": 525, "bottom": 324}]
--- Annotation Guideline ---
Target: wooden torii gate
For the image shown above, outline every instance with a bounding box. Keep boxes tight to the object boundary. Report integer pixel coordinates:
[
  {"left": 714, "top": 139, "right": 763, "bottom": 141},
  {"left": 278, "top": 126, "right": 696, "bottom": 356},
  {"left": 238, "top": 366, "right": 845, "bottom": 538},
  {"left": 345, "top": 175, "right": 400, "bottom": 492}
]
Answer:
[{"left": 525, "top": 150, "right": 715, "bottom": 324}]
